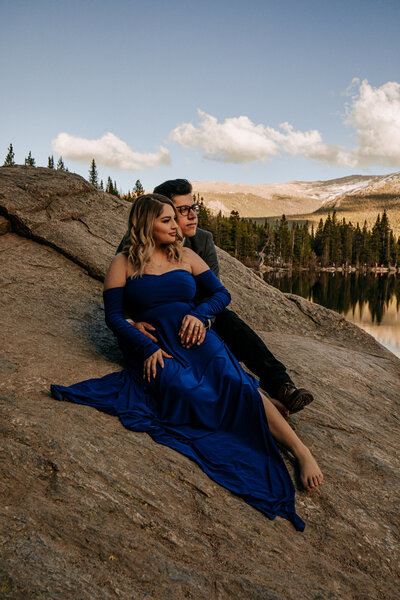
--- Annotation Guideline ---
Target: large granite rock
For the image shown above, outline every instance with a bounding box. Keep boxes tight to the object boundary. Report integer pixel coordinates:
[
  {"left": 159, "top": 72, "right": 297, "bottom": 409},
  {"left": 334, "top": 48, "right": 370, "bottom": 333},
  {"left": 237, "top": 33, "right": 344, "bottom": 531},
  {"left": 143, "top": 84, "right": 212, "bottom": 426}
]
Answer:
[{"left": 0, "top": 166, "right": 399, "bottom": 600}]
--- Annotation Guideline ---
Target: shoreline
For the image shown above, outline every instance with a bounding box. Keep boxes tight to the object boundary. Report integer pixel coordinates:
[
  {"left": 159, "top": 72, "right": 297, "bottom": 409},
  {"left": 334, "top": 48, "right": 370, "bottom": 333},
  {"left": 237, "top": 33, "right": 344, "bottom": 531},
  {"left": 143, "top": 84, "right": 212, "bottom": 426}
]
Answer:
[{"left": 258, "top": 265, "right": 400, "bottom": 275}]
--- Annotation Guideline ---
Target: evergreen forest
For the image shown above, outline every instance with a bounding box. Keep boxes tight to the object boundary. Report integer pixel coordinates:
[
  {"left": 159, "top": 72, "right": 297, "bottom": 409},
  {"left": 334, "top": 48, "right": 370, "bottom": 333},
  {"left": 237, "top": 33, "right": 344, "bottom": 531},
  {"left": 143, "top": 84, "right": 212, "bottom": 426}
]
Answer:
[{"left": 195, "top": 195, "right": 400, "bottom": 269}]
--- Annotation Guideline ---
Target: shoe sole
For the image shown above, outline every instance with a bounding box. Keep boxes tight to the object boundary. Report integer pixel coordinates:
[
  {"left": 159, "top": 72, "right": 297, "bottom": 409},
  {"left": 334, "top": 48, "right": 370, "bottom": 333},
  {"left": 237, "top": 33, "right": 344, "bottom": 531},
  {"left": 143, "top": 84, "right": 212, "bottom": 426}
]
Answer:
[{"left": 286, "top": 391, "right": 314, "bottom": 414}]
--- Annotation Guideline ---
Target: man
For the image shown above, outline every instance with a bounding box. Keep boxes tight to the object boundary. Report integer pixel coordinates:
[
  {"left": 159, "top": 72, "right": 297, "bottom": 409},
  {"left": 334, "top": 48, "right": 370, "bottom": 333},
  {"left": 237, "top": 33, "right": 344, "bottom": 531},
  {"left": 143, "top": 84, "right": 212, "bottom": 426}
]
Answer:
[{"left": 118, "top": 179, "right": 313, "bottom": 416}]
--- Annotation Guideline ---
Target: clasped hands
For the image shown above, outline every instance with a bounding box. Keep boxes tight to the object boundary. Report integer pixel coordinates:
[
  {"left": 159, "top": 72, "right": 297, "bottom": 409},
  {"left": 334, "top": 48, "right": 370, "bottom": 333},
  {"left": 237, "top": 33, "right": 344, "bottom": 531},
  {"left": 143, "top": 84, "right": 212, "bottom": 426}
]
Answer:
[{"left": 132, "top": 317, "right": 206, "bottom": 381}]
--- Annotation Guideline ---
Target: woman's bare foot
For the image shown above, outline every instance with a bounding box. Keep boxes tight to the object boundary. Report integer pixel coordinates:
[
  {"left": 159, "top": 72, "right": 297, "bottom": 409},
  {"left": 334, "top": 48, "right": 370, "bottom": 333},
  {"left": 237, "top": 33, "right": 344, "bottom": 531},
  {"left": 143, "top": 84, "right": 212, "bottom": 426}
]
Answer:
[
  {"left": 295, "top": 445, "right": 324, "bottom": 491},
  {"left": 268, "top": 397, "right": 289, "bottom": 419}
]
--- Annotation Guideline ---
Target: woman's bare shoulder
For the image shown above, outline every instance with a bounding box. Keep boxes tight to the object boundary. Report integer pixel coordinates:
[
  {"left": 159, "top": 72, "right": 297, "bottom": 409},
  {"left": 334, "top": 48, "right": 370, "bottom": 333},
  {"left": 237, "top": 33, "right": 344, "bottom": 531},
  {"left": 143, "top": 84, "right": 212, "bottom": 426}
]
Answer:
[
  {"left": 104, "top": 253, "right": 129, "bottom": 289},
  {"left": 182, "top": 247, "right": 209, "bottom": 276}
]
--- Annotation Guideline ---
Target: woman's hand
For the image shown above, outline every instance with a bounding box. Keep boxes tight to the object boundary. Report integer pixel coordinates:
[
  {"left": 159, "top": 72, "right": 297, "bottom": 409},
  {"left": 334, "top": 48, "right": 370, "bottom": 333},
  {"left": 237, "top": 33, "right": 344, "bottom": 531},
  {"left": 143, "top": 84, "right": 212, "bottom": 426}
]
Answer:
[
  {"left": 179, "top": 315, "right": 206, "bottom": 348},
  {"left": 143, "top": 349, "right": 173, "bottom": 382},
  {"left": 132, "top": 321, "right": 158, "bottom": 343}
]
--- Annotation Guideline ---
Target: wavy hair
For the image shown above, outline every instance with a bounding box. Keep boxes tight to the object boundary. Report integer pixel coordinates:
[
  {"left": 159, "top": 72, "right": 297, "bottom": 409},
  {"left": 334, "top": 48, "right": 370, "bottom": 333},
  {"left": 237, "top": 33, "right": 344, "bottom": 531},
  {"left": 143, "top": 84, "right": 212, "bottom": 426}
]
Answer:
[{"left": 122, "top": 194, "right": 183, "bottom": 277}]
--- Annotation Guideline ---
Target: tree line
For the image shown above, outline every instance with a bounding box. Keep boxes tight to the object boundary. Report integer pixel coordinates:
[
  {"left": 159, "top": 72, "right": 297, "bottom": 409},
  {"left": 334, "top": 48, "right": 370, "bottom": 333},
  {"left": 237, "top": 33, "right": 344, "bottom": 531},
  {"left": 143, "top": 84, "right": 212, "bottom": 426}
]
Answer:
[
  {"left": 195, "top": 195, "right": 400, "bottom": 269},
  {"left": 4, "top": 143, "right": 400, "bottom": 267},
  {"left": 4, "top": 143, "right": 68, "bottom": 171},
  {"left": 3, "top": 144, "right": 144, "bottom": 201},
  {"left": 88, "top": 158, "right": 144, "bottom": 200}
]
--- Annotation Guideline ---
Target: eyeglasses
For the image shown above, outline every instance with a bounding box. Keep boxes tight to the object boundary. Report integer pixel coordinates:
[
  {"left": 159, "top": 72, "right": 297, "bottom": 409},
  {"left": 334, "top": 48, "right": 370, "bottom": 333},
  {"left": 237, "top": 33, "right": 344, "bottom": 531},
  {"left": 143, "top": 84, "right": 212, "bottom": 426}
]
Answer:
[{"left": 176, "top": 204, "right": 200, "bottom": 216}]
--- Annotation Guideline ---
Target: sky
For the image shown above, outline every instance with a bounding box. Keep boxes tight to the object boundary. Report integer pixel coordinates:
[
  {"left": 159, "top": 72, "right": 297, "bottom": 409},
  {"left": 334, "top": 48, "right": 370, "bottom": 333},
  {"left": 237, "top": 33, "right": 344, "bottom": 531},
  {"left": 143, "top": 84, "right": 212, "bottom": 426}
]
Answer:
[{"left": 1, "top": 0, "right": 400, "bottom": 193}]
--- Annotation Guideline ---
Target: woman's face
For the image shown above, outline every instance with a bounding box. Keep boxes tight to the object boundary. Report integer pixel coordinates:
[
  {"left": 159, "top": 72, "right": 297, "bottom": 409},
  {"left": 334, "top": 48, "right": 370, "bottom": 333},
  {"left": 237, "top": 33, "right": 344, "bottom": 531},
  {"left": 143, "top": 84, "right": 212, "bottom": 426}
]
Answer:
[{"left": 152, "top": 204, "right": 179, "bottom": 246}]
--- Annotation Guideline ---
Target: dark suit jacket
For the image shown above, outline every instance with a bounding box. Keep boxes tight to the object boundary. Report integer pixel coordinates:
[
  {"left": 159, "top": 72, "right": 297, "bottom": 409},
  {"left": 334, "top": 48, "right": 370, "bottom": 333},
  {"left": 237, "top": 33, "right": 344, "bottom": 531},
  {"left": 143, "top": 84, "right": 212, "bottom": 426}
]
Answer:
[{"left": 183, "top": 228, "right": 219, "bottom": 279}]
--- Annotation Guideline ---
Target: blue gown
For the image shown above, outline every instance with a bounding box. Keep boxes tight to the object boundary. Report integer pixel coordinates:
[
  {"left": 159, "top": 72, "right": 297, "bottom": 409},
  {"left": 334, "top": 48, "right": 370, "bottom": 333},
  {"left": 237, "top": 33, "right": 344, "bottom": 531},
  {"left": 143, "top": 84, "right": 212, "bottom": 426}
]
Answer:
[{"left": 51, "top": 269, "right": 305, "bottom": 531}]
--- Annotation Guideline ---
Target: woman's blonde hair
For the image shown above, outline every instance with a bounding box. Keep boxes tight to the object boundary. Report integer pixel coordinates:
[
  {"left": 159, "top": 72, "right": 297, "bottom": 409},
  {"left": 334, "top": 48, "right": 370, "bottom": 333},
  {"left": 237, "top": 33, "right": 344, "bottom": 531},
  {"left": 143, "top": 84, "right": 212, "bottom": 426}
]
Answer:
[{"left": 122, "top": 193, "right": 183, "bottom": 277}]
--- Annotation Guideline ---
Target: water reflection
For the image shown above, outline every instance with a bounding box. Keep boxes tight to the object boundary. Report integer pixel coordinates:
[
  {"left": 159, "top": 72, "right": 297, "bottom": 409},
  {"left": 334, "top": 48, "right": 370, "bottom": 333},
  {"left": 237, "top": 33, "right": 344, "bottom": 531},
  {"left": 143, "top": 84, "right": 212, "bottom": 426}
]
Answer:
[{"left": 264, "top": 271, "right": 400, "bottom": 358}]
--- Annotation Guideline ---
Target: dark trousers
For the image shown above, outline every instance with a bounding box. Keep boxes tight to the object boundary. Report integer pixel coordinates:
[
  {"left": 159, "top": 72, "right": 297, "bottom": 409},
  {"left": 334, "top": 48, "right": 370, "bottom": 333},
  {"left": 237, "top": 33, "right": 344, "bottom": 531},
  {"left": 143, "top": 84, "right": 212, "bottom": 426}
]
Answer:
[{"left": 212, "top": 309, "right": 293, "bottom": 398}]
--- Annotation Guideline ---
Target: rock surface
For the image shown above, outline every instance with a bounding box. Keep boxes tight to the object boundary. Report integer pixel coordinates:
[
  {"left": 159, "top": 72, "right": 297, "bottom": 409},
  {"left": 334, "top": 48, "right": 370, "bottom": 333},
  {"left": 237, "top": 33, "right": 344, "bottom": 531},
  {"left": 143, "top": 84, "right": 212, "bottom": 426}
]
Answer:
[{"left": 0, "top": 166, "right": 399, "bottom": 600}]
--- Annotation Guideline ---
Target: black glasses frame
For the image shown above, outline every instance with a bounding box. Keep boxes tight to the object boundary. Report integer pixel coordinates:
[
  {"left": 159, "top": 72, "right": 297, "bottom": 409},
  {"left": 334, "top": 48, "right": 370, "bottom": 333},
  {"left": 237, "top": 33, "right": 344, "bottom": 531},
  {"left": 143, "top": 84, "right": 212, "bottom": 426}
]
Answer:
[{"left": 176, "top": 204, "right": 200, "bottom": 216}]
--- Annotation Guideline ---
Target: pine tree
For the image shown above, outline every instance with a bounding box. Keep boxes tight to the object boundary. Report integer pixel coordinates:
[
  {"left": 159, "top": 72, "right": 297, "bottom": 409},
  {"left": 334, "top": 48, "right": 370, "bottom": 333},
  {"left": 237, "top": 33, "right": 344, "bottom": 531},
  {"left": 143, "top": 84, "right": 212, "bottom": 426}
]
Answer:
[
  {"left": 322, "top": 213, "right": 333, "bottom": 265},
  {"left": 229, "top": 210, "right": 241, "bottom": 258},
  {"left": 24, "top": 151, "right": 36, "bottom": 167},
  {"left": 106, "top": 177, "right": 114, "bottom": 194},
  {"left": 276, "top": 215, "right": 291, "bottom": 264},
  {"left": 352, "top": 224, "right": 363, "bottom": 267},
  {"left": 88, "top": 158, "right": 99, "bottom": 188},
  {"left": 360, "top": 220, "right": 370, "bottom": 265},
  {"left": 3, "top": 143, "right": 15, "bottom": 166},
  {"left": 330, "top": 212, "right": 342, "bottom": 265},
  {"left": 57, "top": 156, "right": 66, "bottom": 171},
  {"left": 48, "top": 155, "right": 54, "bottom": 168},
  {"left": 389, "top": 230, "right": 397, "bottom": 265},
  {"left": 197, "top": 196, "right": 211, "bottom": 230},
  {"left": 262, "top": 223, "right": 276, "bottom": 264},
  {"left": 313, "top": 218, "right": 324, "bottom": 257},
  {"left": 380, "top": 210, "right": 391, "bottom": 265},
  {"left": 370, "top": 214, "right": 382, "bottom": 265},
  {"left": 134, "top": 179, "right": 144, "bottom": 197},
  {"left": 339, "top": 218, "right": 354, "bottom": 267},
  {"left": 99, "top": 179, "right": 104, "bottom": 191}
]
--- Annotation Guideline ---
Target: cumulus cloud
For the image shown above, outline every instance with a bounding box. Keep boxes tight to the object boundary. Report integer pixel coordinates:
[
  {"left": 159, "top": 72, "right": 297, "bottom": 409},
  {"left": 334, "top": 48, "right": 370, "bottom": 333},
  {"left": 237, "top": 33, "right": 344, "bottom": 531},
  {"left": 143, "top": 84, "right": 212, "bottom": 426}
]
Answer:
[
  {"left": 51, "top": 132, "right": 170, "bottom": 170},
  {"left": 169, "top": 80, "right": 400, "bottom": 169},
  {"left": 169, "top": 109, "right": 349, "bottom": 166},
  {"left": 170, "top": 111, "right": 279, "bottom": 163},
  {"left": 276, "top": 122, "right": 355, "bottom": 167},
  {"left": 347, "top": 79, "right": 400, "bottom": 167}
]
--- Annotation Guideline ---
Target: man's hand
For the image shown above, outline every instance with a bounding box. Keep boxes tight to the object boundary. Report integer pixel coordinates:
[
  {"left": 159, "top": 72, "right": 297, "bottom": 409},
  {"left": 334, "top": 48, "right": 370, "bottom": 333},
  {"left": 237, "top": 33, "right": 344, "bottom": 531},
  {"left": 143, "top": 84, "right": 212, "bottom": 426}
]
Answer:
[
  {"left": 131, "top": 321, "right": 158, "bottom": 343},
  {"left": 179, "top": 315, "right": 206, "bottom": 348},
  {"left": 143, "top": 349, "right": 173, "bottom": 382}
]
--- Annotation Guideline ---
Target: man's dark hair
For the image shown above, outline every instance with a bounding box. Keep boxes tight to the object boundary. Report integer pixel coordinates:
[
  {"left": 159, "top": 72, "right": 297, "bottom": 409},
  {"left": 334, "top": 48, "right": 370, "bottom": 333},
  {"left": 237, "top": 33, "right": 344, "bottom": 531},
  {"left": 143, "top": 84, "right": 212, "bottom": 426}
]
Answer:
[{"left": 153, "top": 179, "right": 192, "bottom": 200}]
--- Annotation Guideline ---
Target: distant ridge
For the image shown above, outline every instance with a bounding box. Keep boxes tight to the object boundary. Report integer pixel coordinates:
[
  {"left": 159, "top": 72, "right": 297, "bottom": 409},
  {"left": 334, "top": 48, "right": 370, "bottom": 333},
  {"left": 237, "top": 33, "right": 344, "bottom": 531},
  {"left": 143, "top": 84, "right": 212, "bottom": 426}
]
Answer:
[
  {"left": 192, "top": 173, "right": 399, "bottom": 218},
  {"left": 314, "top": 171, "right": 400, "bottom": 211},
  {"left": 192, "top": 172, "right": 400, "bottom": 235}
]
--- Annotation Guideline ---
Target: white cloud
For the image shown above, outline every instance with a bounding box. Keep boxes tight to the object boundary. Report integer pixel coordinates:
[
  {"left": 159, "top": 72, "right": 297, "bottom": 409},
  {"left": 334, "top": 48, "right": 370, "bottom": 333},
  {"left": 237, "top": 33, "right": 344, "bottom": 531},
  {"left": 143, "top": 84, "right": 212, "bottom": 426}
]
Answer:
[
  {"left": 169, "top": 109, "right": 349, "bottom": 166},
  {"left": 347, "top": 79, "right": 400, "bottom": 167},
  {"left": 51, "top": 132, "right": 170, "bottom": 170},
  {"left": 170, "top": 110, "right": 279, "bottom": 163},
  {"left": 276, "top": 122, "right": 355, "bottom": 168},
  {"left": 169, "top": 80, "right": 400, "bottom": 169}
]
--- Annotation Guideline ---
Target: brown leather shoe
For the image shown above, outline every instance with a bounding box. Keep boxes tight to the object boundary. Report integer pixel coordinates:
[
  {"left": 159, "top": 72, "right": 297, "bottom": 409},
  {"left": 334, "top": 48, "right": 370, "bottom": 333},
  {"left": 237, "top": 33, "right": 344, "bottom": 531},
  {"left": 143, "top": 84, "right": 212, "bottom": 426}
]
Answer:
[{"left": 276, "top": 383, "right": 314, "bottom": 414}]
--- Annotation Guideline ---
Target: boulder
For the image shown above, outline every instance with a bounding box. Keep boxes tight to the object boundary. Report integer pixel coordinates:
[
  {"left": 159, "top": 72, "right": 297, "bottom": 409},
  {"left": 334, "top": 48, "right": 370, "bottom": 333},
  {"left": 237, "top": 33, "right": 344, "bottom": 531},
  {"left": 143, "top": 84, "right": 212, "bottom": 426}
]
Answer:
[{"left": 0, "top": 166, "right": 399, "bottom": 599}]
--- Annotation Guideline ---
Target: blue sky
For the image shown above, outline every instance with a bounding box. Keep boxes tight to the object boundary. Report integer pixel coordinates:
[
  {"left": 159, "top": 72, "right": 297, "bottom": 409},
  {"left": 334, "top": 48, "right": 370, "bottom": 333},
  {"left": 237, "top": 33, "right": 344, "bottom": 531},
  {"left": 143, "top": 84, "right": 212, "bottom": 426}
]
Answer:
[{"left": 1, "top": 0, "right": 400, "bottom": 193}]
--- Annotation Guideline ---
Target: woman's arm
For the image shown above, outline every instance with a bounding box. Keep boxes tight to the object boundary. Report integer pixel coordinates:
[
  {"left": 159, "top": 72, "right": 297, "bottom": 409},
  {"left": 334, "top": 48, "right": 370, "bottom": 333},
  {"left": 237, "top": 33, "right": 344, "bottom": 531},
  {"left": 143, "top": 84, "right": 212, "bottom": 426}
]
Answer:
[
  {"left": 103, "top": 255, "right": 160, "bottom": 360},
  {"left": 189, "top": 270, "right": 231, "bottom": 321},
  {"left": 179, "top": 249, "right": 231, "bottom": 346}
]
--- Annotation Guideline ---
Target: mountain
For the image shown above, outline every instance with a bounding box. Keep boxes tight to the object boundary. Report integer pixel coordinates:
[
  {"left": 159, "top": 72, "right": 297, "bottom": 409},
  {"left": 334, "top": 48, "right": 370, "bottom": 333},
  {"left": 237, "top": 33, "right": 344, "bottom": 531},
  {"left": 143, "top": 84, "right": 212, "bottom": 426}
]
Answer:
[
  {"left": 315, "top": 171, "right": 400, "bottom": 212},
  {"left": 289, "top": 172, "right": 400, "bottom": 234},
  {"left": 193, "top": 172, "right": 400, "bottom": 235},
  {"left": 191, "top": 175, "right": 380, "bottom": 217}
]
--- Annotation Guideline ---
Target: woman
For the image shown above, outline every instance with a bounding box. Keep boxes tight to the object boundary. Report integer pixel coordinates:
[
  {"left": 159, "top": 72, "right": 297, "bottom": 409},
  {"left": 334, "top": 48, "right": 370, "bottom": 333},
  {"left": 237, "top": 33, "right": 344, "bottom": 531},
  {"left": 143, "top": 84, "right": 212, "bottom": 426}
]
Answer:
[{"left": 51, "top": 194, "right": 323, "bottom": 531}]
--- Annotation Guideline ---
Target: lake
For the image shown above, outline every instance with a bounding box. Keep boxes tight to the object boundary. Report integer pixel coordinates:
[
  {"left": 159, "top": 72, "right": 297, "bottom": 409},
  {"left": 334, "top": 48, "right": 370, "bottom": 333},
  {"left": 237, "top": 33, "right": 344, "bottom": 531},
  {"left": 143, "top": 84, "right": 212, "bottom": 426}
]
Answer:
[{"left": 264, "top": 271, "right": 400, "bottom": 359}]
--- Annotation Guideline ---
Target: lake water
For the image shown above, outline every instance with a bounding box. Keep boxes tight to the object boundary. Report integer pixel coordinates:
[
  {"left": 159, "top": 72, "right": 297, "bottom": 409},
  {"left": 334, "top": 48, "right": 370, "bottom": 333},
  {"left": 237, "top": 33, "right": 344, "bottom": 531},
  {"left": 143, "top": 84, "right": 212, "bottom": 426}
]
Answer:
[{"left": 264, "top": 271, "right": 400, "bottom": 359}]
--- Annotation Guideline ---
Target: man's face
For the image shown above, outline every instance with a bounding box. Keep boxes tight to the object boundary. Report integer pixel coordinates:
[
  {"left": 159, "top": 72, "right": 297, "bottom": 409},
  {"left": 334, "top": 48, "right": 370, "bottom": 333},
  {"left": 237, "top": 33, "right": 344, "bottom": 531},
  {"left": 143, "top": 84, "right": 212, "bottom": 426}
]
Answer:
[{"left": 172, "top": 193, "right": 198, "bottom": 238}]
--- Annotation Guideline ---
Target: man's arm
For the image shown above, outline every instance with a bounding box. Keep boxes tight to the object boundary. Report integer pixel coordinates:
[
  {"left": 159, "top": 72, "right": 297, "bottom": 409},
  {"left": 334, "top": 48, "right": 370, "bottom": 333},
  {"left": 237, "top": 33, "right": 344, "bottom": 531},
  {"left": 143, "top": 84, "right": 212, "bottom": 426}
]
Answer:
[{"left": 198, "top": 231, "right": 220, "bottom": 279}]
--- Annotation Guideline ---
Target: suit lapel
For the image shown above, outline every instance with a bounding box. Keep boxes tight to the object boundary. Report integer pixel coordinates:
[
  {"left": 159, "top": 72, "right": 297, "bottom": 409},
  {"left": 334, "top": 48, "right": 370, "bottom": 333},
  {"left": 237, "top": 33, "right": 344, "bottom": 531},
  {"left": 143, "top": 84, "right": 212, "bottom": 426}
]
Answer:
[{"left": 184, "top": 235, "right": 198, "bottom": 253}]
